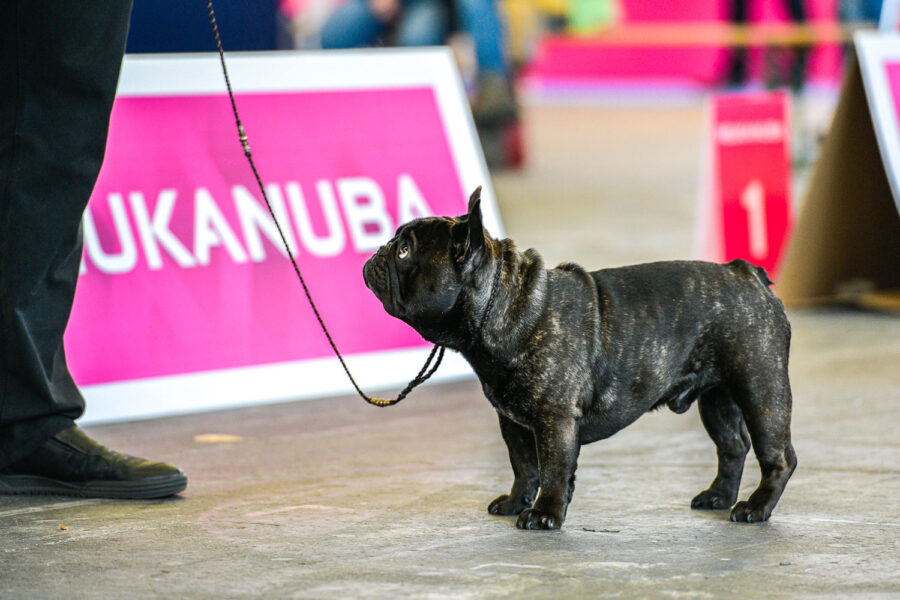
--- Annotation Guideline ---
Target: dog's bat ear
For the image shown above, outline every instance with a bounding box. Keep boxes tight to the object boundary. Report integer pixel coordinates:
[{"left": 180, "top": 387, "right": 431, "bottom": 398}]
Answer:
[
  {"left": 451, "top": 187, "right": 486, "bottom": 270},
  {"left": 462, "top": 188, "right": 486, "bottom": 273},
  {"left": 467, "top": 186, "right": 482, "bottom": 214},
  {"left": 467, "top": 187, "right": 484, "bottom": 250}
]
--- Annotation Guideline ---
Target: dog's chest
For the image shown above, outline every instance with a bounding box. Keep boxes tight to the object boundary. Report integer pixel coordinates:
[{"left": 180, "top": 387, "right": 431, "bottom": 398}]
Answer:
[{"left": 477, "top": 375, "right": 537, "bottom": 427}]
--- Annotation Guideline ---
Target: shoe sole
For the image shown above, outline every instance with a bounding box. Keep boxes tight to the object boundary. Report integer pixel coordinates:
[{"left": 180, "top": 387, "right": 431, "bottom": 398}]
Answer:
[{"left": 0, "top": 473, "right": 187, "bottom": 499}]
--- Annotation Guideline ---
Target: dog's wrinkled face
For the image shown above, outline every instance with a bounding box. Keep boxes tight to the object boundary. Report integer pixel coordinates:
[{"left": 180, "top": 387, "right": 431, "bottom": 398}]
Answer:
[{"left": 363, "top": 188, "right": 486, "bottom": 335}]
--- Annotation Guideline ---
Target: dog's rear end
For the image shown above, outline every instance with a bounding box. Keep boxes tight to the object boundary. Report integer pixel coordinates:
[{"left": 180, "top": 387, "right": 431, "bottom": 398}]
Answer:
[
  {"left": 595, "top": 258, "right": 795, "bottom": 523},
  {"left": 704, "top": 260, "right": 796, "bottom": 523}
]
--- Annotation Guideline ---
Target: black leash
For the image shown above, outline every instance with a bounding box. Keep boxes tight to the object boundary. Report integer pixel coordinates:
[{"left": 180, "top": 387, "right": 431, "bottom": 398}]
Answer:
[
  {"left": 205, "top": 0, "right": 444, "bottom": 407},
  {"left": 478, "top": 257, "right": 503, "bottom": 336}
]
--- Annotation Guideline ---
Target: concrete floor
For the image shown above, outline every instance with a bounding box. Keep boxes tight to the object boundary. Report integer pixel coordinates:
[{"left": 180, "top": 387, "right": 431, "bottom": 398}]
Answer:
[{"left": 2, "top": 100, "right": 899, "bottom": 599}]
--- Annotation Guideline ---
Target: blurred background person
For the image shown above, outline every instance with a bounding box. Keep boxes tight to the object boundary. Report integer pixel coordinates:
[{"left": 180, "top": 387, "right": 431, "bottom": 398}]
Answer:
[
  {"left": 727, "top": 0, "right": 809, "bottom": 91},
  {"left": 319, "top": 0, "right": 519, "bottom": 135}
]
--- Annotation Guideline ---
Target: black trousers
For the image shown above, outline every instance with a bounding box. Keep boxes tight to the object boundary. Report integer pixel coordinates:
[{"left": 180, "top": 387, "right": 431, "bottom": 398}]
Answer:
[{"left": 0, "top": 0, "right": 133, "bottom": 467}]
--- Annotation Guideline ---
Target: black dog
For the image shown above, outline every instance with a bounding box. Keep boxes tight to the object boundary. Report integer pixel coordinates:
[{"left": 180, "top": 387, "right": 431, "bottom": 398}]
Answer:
[{"left": 363, "top": 188, "right": 796, "bottom": 530}]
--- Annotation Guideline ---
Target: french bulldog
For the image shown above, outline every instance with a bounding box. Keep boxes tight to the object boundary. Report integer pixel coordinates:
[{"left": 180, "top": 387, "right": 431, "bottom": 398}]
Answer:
[{"left": 363, "top": 187, "right": 796, "bottom": 530}]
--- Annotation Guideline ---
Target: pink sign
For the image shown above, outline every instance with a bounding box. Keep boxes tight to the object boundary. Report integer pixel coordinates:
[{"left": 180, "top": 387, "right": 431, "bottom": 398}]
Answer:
[
  {"left": 883, "top": 60, "right": 900, "bottom": 211},
  {"left": 697, "top": 92, "right": 794, "bottom": 278},
  {"left": 67, "top": 87, "right": 467, "bottom": 385},
  {"left": 856, "top": 34, "right": 900, "bottom": 212},
  {"left": 885, "top": 62, "right": 900, "bottom": 136}
]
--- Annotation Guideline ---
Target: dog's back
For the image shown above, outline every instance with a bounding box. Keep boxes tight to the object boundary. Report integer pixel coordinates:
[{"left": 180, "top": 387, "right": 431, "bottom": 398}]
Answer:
[
  {"left": 569, "top": 259, "right": 790, "bottom": 433},
  {"left": 589, "top": 259, "right": 788, "bottom": 361}
]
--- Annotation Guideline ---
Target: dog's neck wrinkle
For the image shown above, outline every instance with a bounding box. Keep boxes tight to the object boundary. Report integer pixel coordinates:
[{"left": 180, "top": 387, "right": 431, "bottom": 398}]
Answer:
[
  {"left": 491, "top": 245, "right": 549, "bottom": 340},
  {"left": 463, "top": 241, "right": 549, "bottom": 360}
]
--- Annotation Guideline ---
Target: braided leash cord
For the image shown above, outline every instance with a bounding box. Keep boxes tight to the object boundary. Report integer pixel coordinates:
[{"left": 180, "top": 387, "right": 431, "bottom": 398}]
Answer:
[
  {"left": 478, "top": 258, "right": 503, "bottom": 335},
  {"left": 205, "top": 0, "right": 443, "bottom": 407}
]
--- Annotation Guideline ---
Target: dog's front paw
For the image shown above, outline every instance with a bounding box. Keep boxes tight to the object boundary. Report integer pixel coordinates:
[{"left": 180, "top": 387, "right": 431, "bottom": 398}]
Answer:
[
  {"left": 516, "top": 508, "right": 562, "bottom": 530},
  {"left": 488, "top": 494, "right": 532, "bottom": 516},
  {"left": 691, "top": 489, "right": 736, "bottom": 511},
  {"left": 730, "top": 501, "right": 771, "bottom": 523}
]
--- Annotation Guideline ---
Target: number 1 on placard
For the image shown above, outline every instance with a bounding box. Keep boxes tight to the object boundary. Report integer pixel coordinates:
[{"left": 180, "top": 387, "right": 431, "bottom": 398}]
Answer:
[{"left": 740, "top": 179, "right": 768, "bottom": 259}]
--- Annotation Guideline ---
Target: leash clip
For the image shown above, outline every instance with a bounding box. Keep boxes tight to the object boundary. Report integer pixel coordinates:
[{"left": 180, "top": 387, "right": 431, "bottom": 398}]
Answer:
[{"left": 238, "top": 125, "right": 250, "bottom": 155}]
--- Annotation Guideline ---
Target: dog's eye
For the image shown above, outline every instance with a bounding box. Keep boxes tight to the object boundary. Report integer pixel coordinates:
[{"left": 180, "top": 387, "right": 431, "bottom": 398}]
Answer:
[{"left": 398, "top": 244, "right": 410, "bottom": 259}]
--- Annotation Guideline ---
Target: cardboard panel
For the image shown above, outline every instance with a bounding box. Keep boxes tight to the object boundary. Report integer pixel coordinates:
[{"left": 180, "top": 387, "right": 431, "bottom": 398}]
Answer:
[{"left": 778, "top": 54, "right": 900, "bottom": 305}]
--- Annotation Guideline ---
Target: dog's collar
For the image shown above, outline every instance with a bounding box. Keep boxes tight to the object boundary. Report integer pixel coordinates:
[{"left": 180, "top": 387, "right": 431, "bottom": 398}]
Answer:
[{"left": 475, "top": 255, "right": 504, "bottom": 339}]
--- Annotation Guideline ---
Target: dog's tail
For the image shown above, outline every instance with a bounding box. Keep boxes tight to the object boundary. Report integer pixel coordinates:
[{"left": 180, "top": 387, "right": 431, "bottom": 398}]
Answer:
[
  {"left": 753, "top": 265, "right": 774, "bottom": 287},
  {"left": 728, "top": 259, "right": 774, "bottom": 287}
]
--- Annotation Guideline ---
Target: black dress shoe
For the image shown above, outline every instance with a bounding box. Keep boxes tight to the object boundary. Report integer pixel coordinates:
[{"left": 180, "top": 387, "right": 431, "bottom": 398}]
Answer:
[{"left": 0, "top": 426, "right": 187, "bottom": 499}]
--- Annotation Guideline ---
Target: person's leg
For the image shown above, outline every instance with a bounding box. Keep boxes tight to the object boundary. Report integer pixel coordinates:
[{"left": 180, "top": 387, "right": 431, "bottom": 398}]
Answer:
[
  {"left": 452, "top": 0, "right": 516, "bottom": 127},
  {"left": 0, "top": 0, "right": 134, "bottom": 467},
  {"left": 786, "top": 0, "right": 807, "bottom": 92},
  {"left": 727, "top": 0, "right": 748, "bottom": 86},
  {"left": 452, "top": 0, "right": 507, "bottom": 75},
  {"left": 0, "top": 0, "right": 186, "bottom": 500},
  {"left": 320, "top": 0, "right": 387, "bottom": 49},
  {"left": 394, "top": 0, "right": 450, "bottom": 47}
]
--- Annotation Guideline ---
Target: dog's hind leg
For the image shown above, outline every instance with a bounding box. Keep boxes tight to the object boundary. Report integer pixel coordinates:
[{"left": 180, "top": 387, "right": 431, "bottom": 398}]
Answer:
[
  {"left": 488, "top": 414, "right": 539, "bottom": 517},
  {"left": 730, "top": 376, "right": 797, "bottom": 523},
  {"left": 691, "top": 387, "right": 751, "bottom": 511}
]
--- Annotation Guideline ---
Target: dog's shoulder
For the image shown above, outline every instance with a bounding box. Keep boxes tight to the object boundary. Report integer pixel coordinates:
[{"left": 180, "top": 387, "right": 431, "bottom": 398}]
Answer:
[
  {"left": 502, "top": 244, "right": 546, "bottom": 290},
  {"left": 555, "top": 261, "right": 585, "bottom": 274}
]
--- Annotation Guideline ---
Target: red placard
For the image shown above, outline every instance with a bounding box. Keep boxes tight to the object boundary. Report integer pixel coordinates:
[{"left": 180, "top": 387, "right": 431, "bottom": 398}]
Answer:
[{"left": 697, "top": 92, "right": 794, "bottom": 278}]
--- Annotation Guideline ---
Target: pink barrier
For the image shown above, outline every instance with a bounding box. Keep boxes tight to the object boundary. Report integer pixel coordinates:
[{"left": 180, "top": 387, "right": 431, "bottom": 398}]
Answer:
[{"left": 525, "top": 0, "right": 843, "bottom": 88}]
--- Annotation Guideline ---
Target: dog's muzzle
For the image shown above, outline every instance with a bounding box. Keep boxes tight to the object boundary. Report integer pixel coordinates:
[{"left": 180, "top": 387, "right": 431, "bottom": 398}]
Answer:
[{"left": 363, "top": 255, "right": 386, "bottom": 294}]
